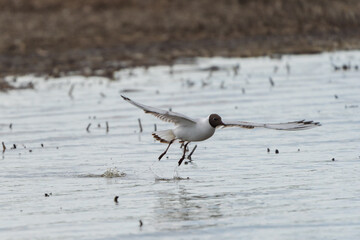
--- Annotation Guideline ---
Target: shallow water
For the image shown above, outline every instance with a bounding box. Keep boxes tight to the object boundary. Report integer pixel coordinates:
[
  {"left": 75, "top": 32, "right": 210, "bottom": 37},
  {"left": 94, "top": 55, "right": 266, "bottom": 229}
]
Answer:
[{"left": 1, "top": 51, "right": 360, "bottom": 239}]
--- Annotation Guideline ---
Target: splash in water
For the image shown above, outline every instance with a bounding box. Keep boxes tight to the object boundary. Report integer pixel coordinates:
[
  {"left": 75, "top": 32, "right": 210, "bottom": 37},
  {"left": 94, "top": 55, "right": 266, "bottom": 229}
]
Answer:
[
  {"left": 150, "top": 160, "right": 189, "bottom": 181},
  {"left": 101, "top": 167, "right": 126, "bottom": 178},
  {"left": 79, "top": 167, "right": 126, "bottom": 178}
]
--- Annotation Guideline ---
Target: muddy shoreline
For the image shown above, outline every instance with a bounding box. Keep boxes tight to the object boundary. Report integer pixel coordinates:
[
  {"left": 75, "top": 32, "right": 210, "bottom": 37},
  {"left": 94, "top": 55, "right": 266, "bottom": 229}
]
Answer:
[{"left": 1, "top": 0, "right": 360, "bottom": 90}]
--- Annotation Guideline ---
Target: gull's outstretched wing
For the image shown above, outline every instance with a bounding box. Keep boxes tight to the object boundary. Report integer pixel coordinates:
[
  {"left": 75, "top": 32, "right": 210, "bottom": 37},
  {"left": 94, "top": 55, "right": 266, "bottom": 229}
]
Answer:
[
  {"left": 222, "top": 119, "right": 321, "bottom": 131},
  {"left": 121, "top": 95, "right": 196, "bottom": 125}
]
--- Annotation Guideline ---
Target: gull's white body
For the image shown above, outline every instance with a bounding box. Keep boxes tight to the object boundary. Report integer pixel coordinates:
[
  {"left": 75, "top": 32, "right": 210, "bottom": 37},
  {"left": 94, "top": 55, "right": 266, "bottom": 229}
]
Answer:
[{"left": 173, "top": 117, "right": 215, "bottom": 142}]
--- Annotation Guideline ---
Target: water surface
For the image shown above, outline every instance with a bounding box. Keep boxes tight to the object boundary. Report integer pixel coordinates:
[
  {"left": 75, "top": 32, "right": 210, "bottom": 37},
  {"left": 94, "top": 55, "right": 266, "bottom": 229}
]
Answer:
[{"left": 1, "top": 51, "right": 360, "bottom": 239}]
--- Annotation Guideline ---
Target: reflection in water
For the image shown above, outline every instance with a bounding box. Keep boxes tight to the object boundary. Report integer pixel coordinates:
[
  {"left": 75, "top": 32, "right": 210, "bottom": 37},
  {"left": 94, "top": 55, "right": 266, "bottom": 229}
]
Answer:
[{"left": 153, "top": 184, "right": 223, "bottom": 231}]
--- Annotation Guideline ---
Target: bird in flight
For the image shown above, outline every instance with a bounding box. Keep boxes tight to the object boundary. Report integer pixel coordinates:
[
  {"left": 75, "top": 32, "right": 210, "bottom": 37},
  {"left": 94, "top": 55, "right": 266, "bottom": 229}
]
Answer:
[{"left": 121, "top": 96, "right": 320, "bottom": 166}]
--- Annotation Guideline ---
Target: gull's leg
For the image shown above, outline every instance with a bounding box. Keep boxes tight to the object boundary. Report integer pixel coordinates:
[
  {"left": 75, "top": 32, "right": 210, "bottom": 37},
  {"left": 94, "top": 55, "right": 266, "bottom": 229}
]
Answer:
[
  {"left": 158, "top": 140, "right": 174, "bottom": 161},
  {"left": 178, "top": 142, "right": 190, "bottom": 166},
  {"left": 187, "top": 145, "right": 197, "bottom": 161}
]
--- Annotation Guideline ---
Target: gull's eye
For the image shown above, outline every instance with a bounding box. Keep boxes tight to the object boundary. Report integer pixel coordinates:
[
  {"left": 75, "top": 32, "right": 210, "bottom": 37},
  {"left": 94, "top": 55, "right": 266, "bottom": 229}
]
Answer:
[{"left": 213, "top": 118, "right": 218, "bottom": 121}]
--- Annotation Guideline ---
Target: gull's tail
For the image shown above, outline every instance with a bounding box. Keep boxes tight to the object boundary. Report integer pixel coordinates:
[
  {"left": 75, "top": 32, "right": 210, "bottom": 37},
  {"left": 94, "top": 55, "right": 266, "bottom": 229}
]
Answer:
[{"left": 152, "top": 130, "right": 176, "bottom": 143}]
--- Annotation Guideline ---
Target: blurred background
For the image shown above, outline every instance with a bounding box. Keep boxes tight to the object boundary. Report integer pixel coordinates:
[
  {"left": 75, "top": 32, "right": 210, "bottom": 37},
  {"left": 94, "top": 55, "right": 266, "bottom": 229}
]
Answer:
[
  {"left": 1, "top": 0, "right": 360, "bottom": 79},
  {"left": 1, "top": 1, "right": 360, "bottom": 239}
]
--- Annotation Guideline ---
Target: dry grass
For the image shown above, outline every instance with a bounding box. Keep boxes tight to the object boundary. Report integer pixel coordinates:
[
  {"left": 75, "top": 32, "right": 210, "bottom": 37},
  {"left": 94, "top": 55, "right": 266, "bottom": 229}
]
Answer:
[{"left": 1, "top": 0, "right": 360, "bottom": 78}]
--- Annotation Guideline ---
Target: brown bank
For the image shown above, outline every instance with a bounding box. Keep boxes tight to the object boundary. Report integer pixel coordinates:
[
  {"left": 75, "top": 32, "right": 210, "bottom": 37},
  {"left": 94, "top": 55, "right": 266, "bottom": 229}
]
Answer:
[{"left": 1, "top": 0, "right": 360, "bottom": 90}]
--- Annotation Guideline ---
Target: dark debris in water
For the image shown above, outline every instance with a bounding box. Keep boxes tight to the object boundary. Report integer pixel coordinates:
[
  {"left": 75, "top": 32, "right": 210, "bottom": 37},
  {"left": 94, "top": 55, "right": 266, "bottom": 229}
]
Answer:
[
  {"left": 332, "top": 63, "right": 357, "bottom": 71},
  {"left": 138, "top": 118, "right": 143, "bottom": 133},
  {"left": 106, "top": 121, "right": 109, "bottom": 133},
  {"left": 86, "top": 123, "right": 91, "bottom": 132},
  {"left": 345, "top": 105, "right": 358, "bottom": 108},
  {"left": 269, "top": 77, "right": 275, "bottom": 87},
  {"left": 2, "top": 142, "right": 6, "bottom": 153},
  {"left": 68, "top": 84, "right": 75, "bottom": 99}
]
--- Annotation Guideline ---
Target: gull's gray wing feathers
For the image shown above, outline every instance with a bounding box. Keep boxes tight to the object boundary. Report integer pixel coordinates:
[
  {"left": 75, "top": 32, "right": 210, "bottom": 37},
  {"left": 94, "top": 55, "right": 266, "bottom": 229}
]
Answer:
[
  {"left": 121, "top": 95, "right": 197, "bottom": 125},
  {"left": 222, "top": 119, "right": 321, "bottom": 131}
]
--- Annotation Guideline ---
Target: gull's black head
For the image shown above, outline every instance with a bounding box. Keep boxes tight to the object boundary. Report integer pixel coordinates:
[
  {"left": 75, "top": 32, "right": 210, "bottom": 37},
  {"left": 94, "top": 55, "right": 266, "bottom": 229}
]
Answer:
[{"left": 209, "top": 114, "right": 224, "bottom": 128}]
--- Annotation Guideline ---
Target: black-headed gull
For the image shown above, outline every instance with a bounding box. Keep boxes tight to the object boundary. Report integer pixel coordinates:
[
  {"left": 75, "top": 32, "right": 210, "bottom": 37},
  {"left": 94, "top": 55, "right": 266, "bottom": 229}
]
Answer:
[{"left": 121, "top": 96, "right": 320, "bottom": 166}]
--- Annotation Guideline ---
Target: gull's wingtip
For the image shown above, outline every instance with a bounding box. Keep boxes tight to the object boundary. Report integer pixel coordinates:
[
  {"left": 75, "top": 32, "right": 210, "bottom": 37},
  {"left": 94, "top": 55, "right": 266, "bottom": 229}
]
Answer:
[
  {"left": 307, "top": 120, "right": 321, "bottom": 127},
  {"left": 299, "top": 119, "right": 321, "bottom": 127},
  {"left": 121, "top": 95, "right": 130, "bottom": 101}
]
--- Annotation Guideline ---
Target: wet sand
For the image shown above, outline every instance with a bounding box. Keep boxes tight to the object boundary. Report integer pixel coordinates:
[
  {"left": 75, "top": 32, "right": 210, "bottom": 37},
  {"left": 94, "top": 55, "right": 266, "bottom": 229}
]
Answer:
[{"left": 1, "top": 0, "right": 360, "bottom": 87}]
